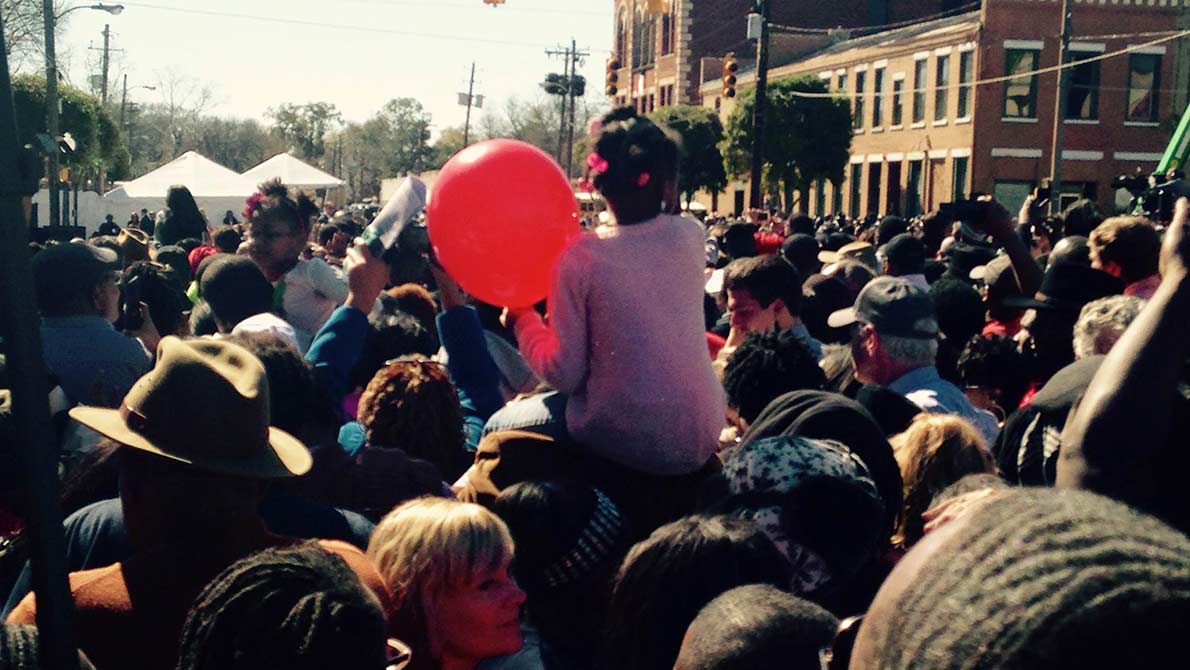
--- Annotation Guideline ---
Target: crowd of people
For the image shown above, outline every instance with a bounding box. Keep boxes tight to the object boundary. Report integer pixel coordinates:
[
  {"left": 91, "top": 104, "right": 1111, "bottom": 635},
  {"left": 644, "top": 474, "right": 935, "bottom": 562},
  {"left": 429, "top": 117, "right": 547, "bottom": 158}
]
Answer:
[{"left": 1, "top": 106, "right": 1189, "bottom": 670}]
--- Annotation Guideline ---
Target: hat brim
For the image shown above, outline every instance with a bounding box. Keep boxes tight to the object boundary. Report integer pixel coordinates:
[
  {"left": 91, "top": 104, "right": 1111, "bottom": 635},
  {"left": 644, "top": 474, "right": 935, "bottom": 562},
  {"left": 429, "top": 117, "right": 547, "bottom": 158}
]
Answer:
[
  {"left": 827, "top": 306, "right": 860, "bottom": 329},
  {"left": 69, "top": 406, "right": 312, "bottom": 479},
  {"left": 818, "top": 250, "right": 841, "bottom": 264},
  {"left": 969, "top": 265, "right": 989, "bottom": 281}
]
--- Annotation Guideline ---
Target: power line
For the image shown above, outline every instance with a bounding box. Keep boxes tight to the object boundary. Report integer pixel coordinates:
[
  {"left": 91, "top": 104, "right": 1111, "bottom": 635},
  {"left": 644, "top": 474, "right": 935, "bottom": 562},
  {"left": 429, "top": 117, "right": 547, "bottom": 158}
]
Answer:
[
  {"left": 116, "top": 1, "right": 597, "bottom": 51},
  {"left": 348, "top": 0, "right": 608, "bottom": 17},
  {"left": 737, "top": 29, "right": 1190, "bottom": 99},
  {"left": 770, "top": 2, "right": 981, "bottom": 37}
]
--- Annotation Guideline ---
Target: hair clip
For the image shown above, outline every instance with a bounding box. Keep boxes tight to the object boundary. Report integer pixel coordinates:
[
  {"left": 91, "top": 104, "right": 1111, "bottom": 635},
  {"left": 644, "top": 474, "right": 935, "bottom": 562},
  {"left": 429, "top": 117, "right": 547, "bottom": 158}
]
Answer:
[
  {"left": 587, "top": 152, "right": 610, "bottom": 175},
  {"left": 578, "top": 177, "right": 595, "bottom": 193},
  {"left": 636, "top": 172, "right": 651, "bottom": 187}
]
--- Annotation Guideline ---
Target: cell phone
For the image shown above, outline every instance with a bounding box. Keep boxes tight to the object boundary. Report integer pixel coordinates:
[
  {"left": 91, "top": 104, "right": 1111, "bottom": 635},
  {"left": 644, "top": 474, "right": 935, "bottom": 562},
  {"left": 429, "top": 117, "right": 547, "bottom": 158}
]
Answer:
[
  {"left": 1033, "top": 179, "right": 1052, "bottom": 203},
  {"left": 121, "top": 275, "right": 143, "bottom": 331},
  {"left": 937, "top": 200, "right": 984, "bottom": 226}
]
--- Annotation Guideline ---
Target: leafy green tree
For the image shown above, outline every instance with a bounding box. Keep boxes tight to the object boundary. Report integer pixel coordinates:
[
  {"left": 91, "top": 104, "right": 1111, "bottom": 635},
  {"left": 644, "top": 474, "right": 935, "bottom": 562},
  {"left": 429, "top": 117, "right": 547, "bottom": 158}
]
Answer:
[
  {"left": 432, "top": 126, "right": 467, "bottom": 167},
  {"left": 11, "top": 74, "right": 128, "bottom": 184},
  {"left": 648, "top": 105, "right": 727, "bottom": 205},
  {"left": 376, "top": 98, "right": 435, "bottom": 175},
  {"left": 725, "top": 76, "right": 852, "bottom": 211},
  {"left": 266, "top": 101, "right": 342, "bottom": 161}
]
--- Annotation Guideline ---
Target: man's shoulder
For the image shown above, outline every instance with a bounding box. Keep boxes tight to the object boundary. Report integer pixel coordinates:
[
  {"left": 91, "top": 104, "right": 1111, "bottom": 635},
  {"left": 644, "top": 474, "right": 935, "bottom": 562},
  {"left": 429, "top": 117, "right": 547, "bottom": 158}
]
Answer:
[{"left": 8, "top": 563, "right": 127, "bottom": 624}]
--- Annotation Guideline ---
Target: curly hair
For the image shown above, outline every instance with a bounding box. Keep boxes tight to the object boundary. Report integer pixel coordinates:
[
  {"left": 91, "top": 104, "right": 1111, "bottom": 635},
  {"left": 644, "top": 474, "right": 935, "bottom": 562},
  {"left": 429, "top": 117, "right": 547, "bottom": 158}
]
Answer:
[
  {"left": 177, "top": 541, "right": 387, "bottom": 670},
  {"left": 356, "top": 359, "right": 467, "bottom": 480},
  {"left": 889, "top": 414, "right": 995, "bottom": 548},
  {"left": 723, "top": 330, "right": 825, "bottom": 424},
  {"left": 118, "top": 261, "right": 193, "bottom": 336},
  {"left": 222, "top": 332, "right": 338, "bottom": 438},
  {"left": 590, "top": 107, "right": 680, "bottom": 201},
  {"left": 244, "top": 179, "right": 319, "bottom": 236}
]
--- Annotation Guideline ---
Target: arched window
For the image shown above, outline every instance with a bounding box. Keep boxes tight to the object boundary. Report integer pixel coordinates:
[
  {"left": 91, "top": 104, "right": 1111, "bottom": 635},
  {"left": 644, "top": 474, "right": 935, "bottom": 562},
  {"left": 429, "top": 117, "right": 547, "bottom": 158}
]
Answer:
[
  {"left": 661, "top": 12, "right": 674, "bottom": 55},
  {"left": 632, "top": 7, "right": 658, "bottom": 69},
  {"left": 616, "top": 8, "right": 627, "bottom": 60}
]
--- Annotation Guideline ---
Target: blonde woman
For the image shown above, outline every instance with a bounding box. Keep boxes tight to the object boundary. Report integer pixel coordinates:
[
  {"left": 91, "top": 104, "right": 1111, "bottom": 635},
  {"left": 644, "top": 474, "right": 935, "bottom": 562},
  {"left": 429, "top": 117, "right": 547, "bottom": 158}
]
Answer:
[
  {"left": 891, "top": 414, "right": 997, "bottom": 549},
  {"left": 367, "top": 498, "right": 526, "bottom": 670}
]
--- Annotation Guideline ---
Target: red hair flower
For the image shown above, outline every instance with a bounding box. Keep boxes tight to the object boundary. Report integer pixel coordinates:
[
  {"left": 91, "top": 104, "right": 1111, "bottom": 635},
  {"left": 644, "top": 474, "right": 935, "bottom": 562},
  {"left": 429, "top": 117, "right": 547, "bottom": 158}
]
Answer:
[
  {"left": 636, "top": 172, "right": 651, "bottom": 187},
  {"left": 587, "top": 152, "right": 609, "bottom": 175},
  {"left": 243, "top": 191, "right": 265, "bottom": 221}
]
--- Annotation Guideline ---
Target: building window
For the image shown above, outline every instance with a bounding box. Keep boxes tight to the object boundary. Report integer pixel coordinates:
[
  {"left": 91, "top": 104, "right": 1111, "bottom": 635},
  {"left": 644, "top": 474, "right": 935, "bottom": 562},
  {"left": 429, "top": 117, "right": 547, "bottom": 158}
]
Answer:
[
  {"left": 934, "top": 54, "right": 950, "bottom": 122},
  {"left": 1127, "top": 53, "right": 1161, "bottom": 122},
  {"left": 632, "top": 10, "right": 657, "bottom": 69},
  {"left": 659, "top": 87, "right": 667, "bottom": 107},
  {"left": 854, "top": 70, "right": 866, "bottom": 130},
  {"left": 837, "top": 72, "right": 848, "bottom": 95},
  {"left": 616, "top": 9, "right": 627, "bottom": 60},
  {"left": 1065, "top": 53, "right": 1100, "bottom": 120},
  {"left": 832, "top": 179, "right": 843, "bottom": 214},
  {"left": 850, "top": 163, "right": 862, "bottom": 216},
  {"left": 1004, "top": 48, "right": 1039, "bottom": 118},
  {"left": 814, "top": 177, "right": 826, "bottom": 215},
  {"left": 891, "top": 78, "right": 904, "bottom": 126},
  {"left": 648, "top": 93, "right": 655, "bottom": 112},
  {"left": 912, "top": 58, "right": 927, "bottom": 123},
  {"left": 872, "top": 67, "right": 885, "bottom": 128},
  {"left": 906, "top": 160, "right": 924, "bottom": 216},
  {"left": 714, "top": 96, "right": 721, "bottom": 112},
  {"left": 957, "top": 50, "right": 973, "bottom": 118},
  {"left": 867, "top": 163, "right": 882, "bottom": 215},
  {"left": 952, "top": 156, "right": 969, "bottom": 201},
  {"left": 668, "top": 84, "right": 676, "bottom": 106},
  {"left": 661, "top": 13, "right": 674, "bottom": 55}
]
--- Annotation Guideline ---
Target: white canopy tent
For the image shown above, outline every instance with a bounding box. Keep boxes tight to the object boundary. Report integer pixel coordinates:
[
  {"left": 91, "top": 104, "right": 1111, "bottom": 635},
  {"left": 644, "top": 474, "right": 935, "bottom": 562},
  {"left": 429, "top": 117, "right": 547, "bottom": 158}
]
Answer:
[
  {"left": 241, "top": 153, "right": 346, "bottom": 191},
  {"left": 102, "top": 151, "right": 259, "bottom": 223}
]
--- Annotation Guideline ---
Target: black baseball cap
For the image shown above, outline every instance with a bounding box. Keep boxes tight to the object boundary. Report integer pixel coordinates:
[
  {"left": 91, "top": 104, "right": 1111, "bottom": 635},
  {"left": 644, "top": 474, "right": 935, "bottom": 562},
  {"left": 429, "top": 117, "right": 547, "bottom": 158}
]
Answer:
[
  {"left": 880, "top": 234, "right": 926, "bottom": 274},
  {"left": 828, "top": 276, "right": 940, "bottom": 339},
  {"left": 1003, "top": 262, "right": 1123, "bottom": 312}
]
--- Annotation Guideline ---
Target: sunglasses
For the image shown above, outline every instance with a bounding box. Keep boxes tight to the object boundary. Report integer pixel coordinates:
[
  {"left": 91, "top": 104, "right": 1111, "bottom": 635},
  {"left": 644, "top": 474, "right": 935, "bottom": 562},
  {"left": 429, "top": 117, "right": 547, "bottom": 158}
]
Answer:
[{"left": 819, "top": 614, "right": 865, "bottom": 670}]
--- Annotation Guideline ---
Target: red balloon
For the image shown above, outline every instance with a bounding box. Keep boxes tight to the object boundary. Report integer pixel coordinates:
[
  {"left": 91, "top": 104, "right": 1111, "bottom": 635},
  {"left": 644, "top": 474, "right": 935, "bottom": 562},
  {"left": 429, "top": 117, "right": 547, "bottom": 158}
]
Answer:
[{"left": 428, "top": 139, "right": 580, "bottom": 308}]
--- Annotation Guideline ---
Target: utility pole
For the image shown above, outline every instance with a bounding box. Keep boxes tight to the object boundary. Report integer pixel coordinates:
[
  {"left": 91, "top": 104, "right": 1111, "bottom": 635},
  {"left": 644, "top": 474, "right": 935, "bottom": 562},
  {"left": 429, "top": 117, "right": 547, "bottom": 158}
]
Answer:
[
  {"left": 1049, "top": 0, "right": 1072, "bottom": 215},
  {"left": 749, "top": 0, "right": 771, "bottom": 210},
  {"left": 566, "top": 38, "right": 579, "bottom": 177},
  {"left": 43, "top": 0, "right": 59, "bottom": 227},
  {"left": 120, "top": 73, "right": 128, "bottom": 127},
  {"left": 463, "top": 62, "right": 476, "bottom": 146},
  {"left": 546, "top": 40, "right": 588, "bottom": 176},
  {"left": 100, "top": 24, "right": 110, "bottom": 105}
]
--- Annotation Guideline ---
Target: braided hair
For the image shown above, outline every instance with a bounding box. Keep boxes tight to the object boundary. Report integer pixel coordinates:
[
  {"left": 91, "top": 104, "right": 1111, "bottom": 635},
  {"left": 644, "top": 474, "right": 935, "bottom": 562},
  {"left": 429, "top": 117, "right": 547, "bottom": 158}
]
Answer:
[
  {"left": 859, "top": 489, "right": 1190, "bottom": 670},
  {"left": 589, "top": 107, "right": 680, "bottom": 203},
  {"left": 723, "top": 330, "right": 826, "bottom": 424},
  {"left": 176, "top": 541, "right": 387, "bottom": 670},
  {"left": 244, "top": 179, "right": 319, "bottom": 236}
]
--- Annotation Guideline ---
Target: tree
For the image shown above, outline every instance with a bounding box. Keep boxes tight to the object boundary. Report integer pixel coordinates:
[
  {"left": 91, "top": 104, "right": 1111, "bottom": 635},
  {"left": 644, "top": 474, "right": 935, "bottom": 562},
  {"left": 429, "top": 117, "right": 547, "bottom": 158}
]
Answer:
[
  {"left": 190, "top": 116, "right": 285, "bottom": 174},
  {"left": 266, "top": 101, "right": 342, "bottom": 161},
  {"left": 647, "top": 105, "right": 727, "bottom": 205},
  {"left": 432, "top": 126, "right": 466, "bottom": 168},
  {"left": 3, "top": 0, "right": 67, "bottom": 73},
  {"left": 376, "top": 98, "right": 435, "bottom": 176},
  {"left": 10, "top": 74, "right": 128, "bottom": 184},
  {"left": 475, "top": 92, "right": 607, "bottom": 177},
  {"left": 725, "top": 76, "right": 852, "bottom": 211}
]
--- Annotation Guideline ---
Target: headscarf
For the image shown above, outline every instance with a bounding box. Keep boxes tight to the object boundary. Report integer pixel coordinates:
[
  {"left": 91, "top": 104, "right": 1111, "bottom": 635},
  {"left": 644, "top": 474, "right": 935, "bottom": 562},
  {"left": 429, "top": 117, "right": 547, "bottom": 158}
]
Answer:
[
  {"left": 741, "top": 390, "right": 902, "bottom": 536},
  {"left": 720, "top": 436, "right": 883, "bottom": 595}
]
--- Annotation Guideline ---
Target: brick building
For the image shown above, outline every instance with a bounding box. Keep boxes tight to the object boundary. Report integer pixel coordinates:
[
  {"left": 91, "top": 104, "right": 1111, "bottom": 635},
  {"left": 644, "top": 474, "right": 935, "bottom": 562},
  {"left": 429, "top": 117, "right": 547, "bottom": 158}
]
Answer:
[
  {"left": 694, "top": 0, "right": 1188, "bottom": 217},
  {"left": 609, "top": 0, "right": 964, "bottom": 113}
]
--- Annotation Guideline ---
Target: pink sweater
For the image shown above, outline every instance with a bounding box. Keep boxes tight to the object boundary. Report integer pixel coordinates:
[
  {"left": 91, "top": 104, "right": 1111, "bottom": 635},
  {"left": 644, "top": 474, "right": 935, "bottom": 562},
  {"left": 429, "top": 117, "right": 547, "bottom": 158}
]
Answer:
[{"left": 514, "top": 215, "right": 726, "bottom": 475}]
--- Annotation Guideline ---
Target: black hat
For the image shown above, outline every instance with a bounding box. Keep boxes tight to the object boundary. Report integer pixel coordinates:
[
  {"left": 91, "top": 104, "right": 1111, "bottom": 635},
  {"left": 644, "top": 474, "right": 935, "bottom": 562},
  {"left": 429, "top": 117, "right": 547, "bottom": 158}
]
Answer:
[
  {"left": 32, "top": 242, "right": 119, "bottom": 311},
  {"left": 827, "top": 276, "right": 940, "bottom": 339},
  {"left": 1004, "top": 262, "right": 1123, "bottom": 312},
  {"left": 945, "top": 243, "right": 997, "bottom": 283},
  {"left": 876, "top": 216, "right": 908, "bottom": 245},
  {"left": 881, "top": 233, "right": 926, "bottom": 274},
  {"left": 969, "top": 254, "right": 1022, "bottom": 297}
]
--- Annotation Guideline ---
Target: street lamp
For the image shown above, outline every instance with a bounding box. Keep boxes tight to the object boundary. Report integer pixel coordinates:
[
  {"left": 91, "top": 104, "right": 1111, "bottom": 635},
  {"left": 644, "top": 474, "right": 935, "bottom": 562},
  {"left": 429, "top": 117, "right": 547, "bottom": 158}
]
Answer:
[{"left": 43, "top": 2, "right": 126, "bottom": 226}]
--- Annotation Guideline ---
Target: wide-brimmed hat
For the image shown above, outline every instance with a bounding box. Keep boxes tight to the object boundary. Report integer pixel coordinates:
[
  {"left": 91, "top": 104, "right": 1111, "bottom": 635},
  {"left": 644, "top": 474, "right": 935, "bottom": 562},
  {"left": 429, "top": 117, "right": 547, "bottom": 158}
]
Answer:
[
  {"left": 818, "top": 241, "right": 875, "bottom": 266},
  {"left": 457, "top": 430, "right": 563, "bottom": 507},
  {"left": 69, "top": 336, "right": 311, "bottom": 479}
]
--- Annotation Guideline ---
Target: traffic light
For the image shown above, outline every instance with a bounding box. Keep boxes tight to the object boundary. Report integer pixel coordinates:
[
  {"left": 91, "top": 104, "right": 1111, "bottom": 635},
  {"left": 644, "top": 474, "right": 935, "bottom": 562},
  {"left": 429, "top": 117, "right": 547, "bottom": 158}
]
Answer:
[
  {"left": 723, "top": 53, "right": 739, "bottom": 98},
  {"left": 542, "top": 73, "right": 567, "bottom": 96},
  {"left": 606, "top": 55, "right": 621, "bottom": 96},
  {"left": 571, "top": 75, "right": 586, "bottom": 97}
]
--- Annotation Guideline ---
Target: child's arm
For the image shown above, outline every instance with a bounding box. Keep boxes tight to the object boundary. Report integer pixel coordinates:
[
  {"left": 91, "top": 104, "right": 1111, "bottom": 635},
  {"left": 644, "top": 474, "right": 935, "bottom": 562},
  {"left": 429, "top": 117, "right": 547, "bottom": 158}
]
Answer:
[{"left": 510, "top": 250, "right": 589, "bottom": 394}]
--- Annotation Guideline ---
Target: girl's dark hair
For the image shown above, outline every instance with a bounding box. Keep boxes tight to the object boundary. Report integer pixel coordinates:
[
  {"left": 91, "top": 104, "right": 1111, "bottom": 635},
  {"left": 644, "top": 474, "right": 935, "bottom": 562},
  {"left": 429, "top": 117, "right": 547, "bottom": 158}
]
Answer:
[
  {"left": 117, "top": 261, "right": 192, "bottom": 337},
  {"left": 600, "top": 515, "right": 791, "bottom": 670},
  {"left": 591, "top": 107, "right": 680, "bottom": 199},
  {"left": 177, "top": 541, "right": 387, "bottom": 670},
  {"left": 494, "top": 481, "right": 631, "bottom": 668},
  {"left": 245, "top": 179, "right": 319, "bottom": 236}
]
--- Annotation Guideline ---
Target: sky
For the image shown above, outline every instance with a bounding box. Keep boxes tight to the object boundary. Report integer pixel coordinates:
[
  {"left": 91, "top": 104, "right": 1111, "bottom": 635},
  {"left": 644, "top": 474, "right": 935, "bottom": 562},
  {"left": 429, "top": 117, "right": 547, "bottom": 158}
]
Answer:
[{"left": 52, "top": 0, "right": 613, "bottom": 135}]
